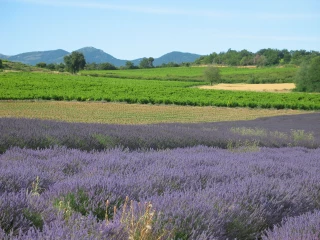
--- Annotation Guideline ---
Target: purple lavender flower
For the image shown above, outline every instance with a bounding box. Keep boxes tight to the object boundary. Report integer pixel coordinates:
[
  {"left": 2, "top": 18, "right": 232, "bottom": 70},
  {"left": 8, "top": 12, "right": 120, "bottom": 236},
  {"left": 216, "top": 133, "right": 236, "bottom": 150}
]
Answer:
[{"left": 1, "top": 146, "right": 320, "bottom": 239}]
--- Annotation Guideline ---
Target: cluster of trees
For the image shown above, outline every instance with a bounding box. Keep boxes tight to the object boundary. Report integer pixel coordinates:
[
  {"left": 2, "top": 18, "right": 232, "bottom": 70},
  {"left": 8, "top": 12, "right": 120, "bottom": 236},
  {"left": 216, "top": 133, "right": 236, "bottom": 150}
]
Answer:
[
  {"left": 36, "top": 62, "right": 66, "bottom": 72},
  {"left": 195, "top": 48, "right": 320, "bottom": 67},
  {"left": 139, "top": 57, "right": 154, "bottom": 68},
  {"left": 121, "top": 61, "right": 139, "bottom": 70},
  {"left": 36, "top": 51, "right": 86, "bottom": 74},
  {"left": 0, "top": 59, "right": 2, "bottom": 69},
  {"left": 119, "top": 57, "right": 155, "bottom": 69},
  {"left": 85, "top": 62, "right": 117, "bottom": 70},
  {"left": 295, "top": 56, "right": 320, "bottom": 92},
  {"left": 158, "top": 62, "right": 191, "bottom": 68},
  {"left": 121, "top": 60, "right": 192, "bottom": 69},
  {"left": 36, "top": 55, "right": 158, "bottom": 72}
]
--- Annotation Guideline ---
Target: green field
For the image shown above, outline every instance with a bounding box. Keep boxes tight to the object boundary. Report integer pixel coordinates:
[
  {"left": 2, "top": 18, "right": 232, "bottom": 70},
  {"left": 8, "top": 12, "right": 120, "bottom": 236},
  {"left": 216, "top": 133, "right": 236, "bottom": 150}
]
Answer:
[
  {"left": 0, "top": 71, "right": 319, "bottom": 110},
  {"left": 80, "top": 66, "right": 297, "bottom": 83}
]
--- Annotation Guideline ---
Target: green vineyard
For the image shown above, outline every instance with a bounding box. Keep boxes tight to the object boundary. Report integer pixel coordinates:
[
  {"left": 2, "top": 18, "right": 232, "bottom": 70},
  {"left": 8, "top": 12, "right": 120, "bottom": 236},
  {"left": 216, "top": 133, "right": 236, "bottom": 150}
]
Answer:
[{"left": 1, "top": 71, "right": 319, "bottom": 110}]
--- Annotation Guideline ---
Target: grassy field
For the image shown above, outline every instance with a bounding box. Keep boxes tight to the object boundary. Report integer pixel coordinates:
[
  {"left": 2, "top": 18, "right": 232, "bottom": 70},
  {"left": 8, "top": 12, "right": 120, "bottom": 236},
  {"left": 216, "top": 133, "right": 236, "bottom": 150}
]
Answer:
[
  {"left": 0, "top": 101, "right": 307, "bottom": 124},
  {"left": 80, "top": 65, "right": 297, "bottom": 83},
  {"left": 1, "top": 72, "right": 319, "bottom": 110}
]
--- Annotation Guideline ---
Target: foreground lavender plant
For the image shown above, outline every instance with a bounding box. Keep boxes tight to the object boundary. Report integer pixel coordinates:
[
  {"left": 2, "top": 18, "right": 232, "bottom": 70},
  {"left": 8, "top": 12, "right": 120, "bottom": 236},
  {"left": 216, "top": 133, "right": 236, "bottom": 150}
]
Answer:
[
  {"left": 262, "top": 210, "right": 320, "bottom": 240},
  {"left": 1, "top": 146, "right": 320, "bottom": 239}
]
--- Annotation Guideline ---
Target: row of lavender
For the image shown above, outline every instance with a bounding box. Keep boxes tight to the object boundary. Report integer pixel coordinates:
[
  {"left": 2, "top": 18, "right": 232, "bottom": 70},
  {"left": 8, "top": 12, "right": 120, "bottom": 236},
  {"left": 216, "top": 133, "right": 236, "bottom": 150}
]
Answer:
[
  {"left": 1, "top": 113, "right": 319, "bottom": 153},
  {"left": 1, "top": 146, "right": 320, "bottom": 239}
]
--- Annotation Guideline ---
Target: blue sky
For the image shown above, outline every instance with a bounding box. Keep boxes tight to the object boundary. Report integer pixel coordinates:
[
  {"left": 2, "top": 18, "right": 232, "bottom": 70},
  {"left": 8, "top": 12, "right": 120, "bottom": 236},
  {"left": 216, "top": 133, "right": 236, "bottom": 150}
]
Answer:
[{"left": 1, "top": 0, "right": 320, "bottom": 60}]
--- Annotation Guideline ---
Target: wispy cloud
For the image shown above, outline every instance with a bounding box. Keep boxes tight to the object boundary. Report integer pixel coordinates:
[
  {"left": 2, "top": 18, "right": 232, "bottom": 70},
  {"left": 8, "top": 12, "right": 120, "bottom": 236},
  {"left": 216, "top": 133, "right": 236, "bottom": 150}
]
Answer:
[
  {"left": 257, "top": 13, "right": 320, "bottom": 20},
  {"left": 9, "top": 0, "right": 193, "bottom": 15},
  {"left": 8, "top": 0, "right": 320, "bottom": 19},
  {"left": 219, "top": 34, "right": 319, "bottom": 42}
]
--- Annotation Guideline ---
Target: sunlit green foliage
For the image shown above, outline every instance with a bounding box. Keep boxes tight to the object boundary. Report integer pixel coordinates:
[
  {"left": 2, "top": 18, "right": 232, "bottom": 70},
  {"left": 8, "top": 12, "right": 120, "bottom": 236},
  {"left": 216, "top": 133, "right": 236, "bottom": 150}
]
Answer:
[
  {"left": 295, "top": 56, "right": 320, "bottom": 92},
  {"left": 203, "top": 66, "right": 221, "bottom": 85},
  {"left": 0, "top": 72, "right": 319, "bottom": 110},
  {"left": 64, "top": 51, "right": 86, "bottom": 74},
  {"left": 81, "top": 66, "right": 297, "bottom": 84}
]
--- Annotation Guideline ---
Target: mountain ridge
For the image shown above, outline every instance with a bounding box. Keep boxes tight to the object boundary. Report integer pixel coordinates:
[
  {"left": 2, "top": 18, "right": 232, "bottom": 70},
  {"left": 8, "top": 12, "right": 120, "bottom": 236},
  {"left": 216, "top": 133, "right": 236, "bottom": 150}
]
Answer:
[
  {"left": 0, "top": 47, "right": 201, "bottom": 67},
  {"left": 0, "top": 53, "right": 8, "bottom": 59}
]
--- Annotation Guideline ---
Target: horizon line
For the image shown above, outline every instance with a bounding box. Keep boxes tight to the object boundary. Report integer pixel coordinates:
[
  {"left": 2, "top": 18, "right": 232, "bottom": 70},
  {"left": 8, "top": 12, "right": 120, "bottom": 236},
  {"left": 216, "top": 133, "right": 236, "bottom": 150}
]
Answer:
[{"left": 1, "top": 46, "right": 320, "bottom": 60}]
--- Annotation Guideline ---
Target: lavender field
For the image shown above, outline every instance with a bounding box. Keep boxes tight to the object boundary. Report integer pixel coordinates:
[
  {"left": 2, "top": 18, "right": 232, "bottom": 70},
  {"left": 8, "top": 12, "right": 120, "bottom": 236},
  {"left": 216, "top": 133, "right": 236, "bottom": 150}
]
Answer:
[
  {"left": 1, "top": 113, "right": 319, "bottom": 153},
  {"left": 1, "top": 113, "right": 320, "bottom": 239},
  {"left": 0, "top": 146, "right": 320, "bottom": 239}
]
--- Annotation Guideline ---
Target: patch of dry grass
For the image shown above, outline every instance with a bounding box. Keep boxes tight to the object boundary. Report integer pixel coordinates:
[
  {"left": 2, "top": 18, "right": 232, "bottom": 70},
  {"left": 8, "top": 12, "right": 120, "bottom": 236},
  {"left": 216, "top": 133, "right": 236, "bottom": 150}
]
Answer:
[
  {"left": 199, "top": 83, "right": 295, "bottom": 92},
  {"left": 106, "top": 196, "right": 172, "bottom": 240},
  {"left": 0, "top": 100, "right": 308, "bottom": 124}
]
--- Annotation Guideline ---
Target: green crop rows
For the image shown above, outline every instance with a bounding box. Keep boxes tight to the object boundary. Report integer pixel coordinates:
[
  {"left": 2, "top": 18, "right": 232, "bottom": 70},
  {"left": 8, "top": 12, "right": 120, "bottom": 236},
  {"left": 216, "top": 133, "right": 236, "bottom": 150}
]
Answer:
[
  {"left": 0, "top": 72, "right": 319, "bottom": 110},
  {"left": 80, "top": 66, "right": 297, "bottom": 83}
]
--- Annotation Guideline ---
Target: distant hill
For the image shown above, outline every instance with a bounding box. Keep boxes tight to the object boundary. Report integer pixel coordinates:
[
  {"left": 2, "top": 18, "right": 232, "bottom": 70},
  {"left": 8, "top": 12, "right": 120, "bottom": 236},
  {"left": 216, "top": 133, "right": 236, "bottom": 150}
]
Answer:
[
  {"left": 7, "top": 49, "right": 69, "bottom": 66},
  {"left": 76, "top": 47, "right": 126, "bottom": 66},
  {"left": 0, "top": 54, "right": 9, "bottom": 60},
  {"left": 0, "top": 47, "right": 202, "bottom": 67},
  {"left": 153, "top": 51, "right": 201, "bottom": 66}
]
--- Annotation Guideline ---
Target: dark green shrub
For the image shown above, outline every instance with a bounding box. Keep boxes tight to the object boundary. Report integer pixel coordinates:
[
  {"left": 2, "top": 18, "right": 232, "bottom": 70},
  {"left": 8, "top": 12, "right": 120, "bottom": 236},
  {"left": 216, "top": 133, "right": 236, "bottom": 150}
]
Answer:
[{"left": 295, "top": 56, "right": 320, "bottom": 92}]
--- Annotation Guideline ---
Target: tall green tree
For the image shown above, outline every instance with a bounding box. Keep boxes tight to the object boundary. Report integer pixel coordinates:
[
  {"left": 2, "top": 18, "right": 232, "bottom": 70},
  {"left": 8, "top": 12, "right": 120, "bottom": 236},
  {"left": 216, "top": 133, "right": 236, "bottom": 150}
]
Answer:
[
  {"left": 64, "top": 51, "right": 86, "bottom": 74},
  {"left": 148, "top": 57, "right": 154, "bottom": 67},
  {"left": 257, "top": 48, "right": 280, "bottom": 65},
  {"left": 0, "top": 59, "right": 2, "bottom": 69},
  {"left": 204, "top": 66, "right": 221, "bottom": 85},
  {"left": 253, "top": 55, "right": 267, "bottom": 67},
  {"left": 295, "top": 56, "right": 320, "bottom": 92},
  {"left": 240, "top": 56, "right": 254, "bottom": 66},
  {"left": 139, "top": 57, "right": 154, "bottom": 68},
  {"left": 125, "top": 61, "right": 135, "bottom": 69},
  {"left": 280, "top": 49, "right": 291, "bottom": 64},
  {"left": 224, "top": 48, "right": 241, "bottom": 65}
]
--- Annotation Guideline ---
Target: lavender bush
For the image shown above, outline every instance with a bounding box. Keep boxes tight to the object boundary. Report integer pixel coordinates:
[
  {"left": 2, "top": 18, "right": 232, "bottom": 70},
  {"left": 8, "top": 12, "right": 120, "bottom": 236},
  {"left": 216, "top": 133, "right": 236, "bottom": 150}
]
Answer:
[
  {"left": 1, "top": 146, "right": 320, "bottom": 239},
  {"left": 262, "top": 210, "right": 320, "bottom": 240},
  {"left": 0, "top": 113, "right": 319, "bottom": 153}
]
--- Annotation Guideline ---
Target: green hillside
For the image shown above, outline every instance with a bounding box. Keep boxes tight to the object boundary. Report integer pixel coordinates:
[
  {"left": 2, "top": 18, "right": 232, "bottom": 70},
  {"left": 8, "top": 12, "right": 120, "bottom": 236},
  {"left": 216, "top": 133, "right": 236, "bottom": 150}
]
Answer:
[{"left": 0, "top": 59, "right": 50, "bottom": 72}]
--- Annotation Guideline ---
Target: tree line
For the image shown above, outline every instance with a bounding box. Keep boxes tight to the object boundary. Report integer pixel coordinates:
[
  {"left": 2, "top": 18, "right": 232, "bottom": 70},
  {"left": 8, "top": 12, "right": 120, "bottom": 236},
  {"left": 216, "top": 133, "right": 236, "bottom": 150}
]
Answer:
[
  {"left": 199, "top": 48, "right": 320, "bottom": 92},
  {"left": 195, "top": 48, "right": 320, "bottom": 66},
  {"left": 33, "top": 48, "right": 320, "bottom": 73}
]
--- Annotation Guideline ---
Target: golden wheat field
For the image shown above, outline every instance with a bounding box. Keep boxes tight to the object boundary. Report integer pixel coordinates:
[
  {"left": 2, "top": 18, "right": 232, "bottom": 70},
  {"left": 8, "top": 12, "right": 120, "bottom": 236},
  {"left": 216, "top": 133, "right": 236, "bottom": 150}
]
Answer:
[{"left": 0, "top": 100, "right": 308, "bottom": 124}]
